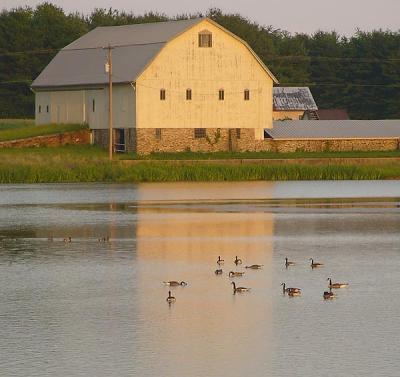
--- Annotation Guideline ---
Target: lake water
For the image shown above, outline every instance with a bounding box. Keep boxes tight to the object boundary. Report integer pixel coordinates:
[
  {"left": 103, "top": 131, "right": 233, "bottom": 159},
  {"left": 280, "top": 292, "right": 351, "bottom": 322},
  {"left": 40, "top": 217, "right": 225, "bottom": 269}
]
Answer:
[{"left": 0, "top": 181, "right": 400, "bottom": 377}]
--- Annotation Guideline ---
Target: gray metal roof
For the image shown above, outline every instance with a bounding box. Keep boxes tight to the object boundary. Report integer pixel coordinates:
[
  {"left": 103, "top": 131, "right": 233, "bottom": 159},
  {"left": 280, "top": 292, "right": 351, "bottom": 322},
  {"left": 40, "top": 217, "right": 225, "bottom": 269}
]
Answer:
[
  {"left": 273, "top": 87, "right": 318, "bottom": 111},
  {"left": 64, "top": 18, "right": 202, "bottom": 50},
  {"left": 32, "top": 18, "right": 202, "bottom": 88},
  {"left": 265, "top": 120, "right": 400, "bottom": 139}
]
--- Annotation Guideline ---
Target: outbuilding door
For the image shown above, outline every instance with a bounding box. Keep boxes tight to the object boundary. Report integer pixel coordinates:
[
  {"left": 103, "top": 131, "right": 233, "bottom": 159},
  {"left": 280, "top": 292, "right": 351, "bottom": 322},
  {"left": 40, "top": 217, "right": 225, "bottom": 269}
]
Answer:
[{"left": 114, "top": 129, "right": 126, "bottom": 153}]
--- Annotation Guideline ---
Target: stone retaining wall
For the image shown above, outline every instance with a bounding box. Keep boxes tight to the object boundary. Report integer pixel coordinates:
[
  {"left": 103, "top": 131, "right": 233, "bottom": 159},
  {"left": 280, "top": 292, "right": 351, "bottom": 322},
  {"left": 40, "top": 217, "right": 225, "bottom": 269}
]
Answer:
[
  {"left": 0, "top": 130, "right": 91, "bottom": 148},
  {"left": 136, "top": 128, "right": 399, "bottom": 154},
  {"left": 256, "top": 138, "right": 400, "bottom": 153}
]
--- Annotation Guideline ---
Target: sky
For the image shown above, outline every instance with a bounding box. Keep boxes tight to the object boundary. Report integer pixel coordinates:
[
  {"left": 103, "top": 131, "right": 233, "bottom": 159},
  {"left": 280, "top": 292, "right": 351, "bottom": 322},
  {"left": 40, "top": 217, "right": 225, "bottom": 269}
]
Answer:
[{"left": 2, "top": 0, "right": 400, "bottom": 36}]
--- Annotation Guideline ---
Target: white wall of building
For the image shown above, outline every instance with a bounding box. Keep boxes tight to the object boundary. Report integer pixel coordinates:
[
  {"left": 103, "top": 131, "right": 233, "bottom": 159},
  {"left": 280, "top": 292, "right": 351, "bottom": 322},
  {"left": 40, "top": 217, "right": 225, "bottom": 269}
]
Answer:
[{"left": 35, "top": 84, "right": 136, "bottom": 129}]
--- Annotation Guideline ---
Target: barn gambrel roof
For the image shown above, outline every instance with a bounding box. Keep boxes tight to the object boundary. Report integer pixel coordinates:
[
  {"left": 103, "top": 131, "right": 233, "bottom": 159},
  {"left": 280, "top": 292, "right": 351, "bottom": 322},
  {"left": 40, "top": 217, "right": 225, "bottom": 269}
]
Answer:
[{"left": 32, "top": 18, "right": 278, "bottom": 89}]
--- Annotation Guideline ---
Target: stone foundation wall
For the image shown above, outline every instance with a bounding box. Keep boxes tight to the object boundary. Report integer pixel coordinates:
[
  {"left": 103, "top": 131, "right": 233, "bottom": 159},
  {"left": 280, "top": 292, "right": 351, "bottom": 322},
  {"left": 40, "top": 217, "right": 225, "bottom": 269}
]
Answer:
[
  {"left": 92, "top": 127, "right": 400, "bottom": 155},
  {"left": 136, "top": 128, "right": 257, "bottom": 155},
  {"left": 0, "top": 130, "right": 91, "bottom": 148},
  {"left": 256, "top": 138, "right": 400, "bottom": 153}
]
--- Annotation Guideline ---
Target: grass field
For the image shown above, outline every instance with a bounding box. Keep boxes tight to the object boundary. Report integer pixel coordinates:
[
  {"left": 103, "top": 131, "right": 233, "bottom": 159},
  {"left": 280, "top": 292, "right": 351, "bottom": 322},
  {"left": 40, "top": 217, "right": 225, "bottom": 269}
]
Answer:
[
  {"left": 0, "top": 120, "right": 86, "bottom": 142},
  {"left": 0, "top": 145, "right": 399, "bottom": 183}
]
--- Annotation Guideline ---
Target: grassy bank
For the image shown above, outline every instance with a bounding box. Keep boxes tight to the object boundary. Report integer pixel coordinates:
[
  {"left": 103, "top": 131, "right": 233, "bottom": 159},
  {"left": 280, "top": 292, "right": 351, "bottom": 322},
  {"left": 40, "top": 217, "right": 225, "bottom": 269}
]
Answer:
[
  {"left": 0, "top": 146, "right": 399, "bottom": 183},
  {"left": 0, "top": 120, "right": 86, "bottom": 142}
]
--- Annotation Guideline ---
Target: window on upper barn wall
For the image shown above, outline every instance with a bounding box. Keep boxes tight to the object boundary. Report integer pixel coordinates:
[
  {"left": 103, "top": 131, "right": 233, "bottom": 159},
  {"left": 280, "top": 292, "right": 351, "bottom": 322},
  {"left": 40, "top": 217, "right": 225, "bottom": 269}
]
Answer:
[
  {"left": 92, "top": 99, "right": 95, "bottom": 112},
  {"left": 46, "top": 105, "right": 49, "bottom": 113},
  {"left": 186, "top": 89, "right": 192, "bottom": 100},
  {"left": 219, "top": 89, "right": 224, "bottom": 101},
  {"left": 198, "top": 30, "right": 212, "bottom": 47},
  {"left": 244, "top": 89, "right": 250, "bottom": 101},
  {"left": 38, "top": 105, "right": 41, "bottom": 113},
  {"left": 155, "top": 128, "right": 161, "bottom": 140},
  {"left": 194, "top": 128, "right": 206, "bottom": 138},
  {"left": 160, "top": 89, "right": 166, "bottom": 100},
  {"left": 236, "top": 128, "right": 241, "bottom": 139}
]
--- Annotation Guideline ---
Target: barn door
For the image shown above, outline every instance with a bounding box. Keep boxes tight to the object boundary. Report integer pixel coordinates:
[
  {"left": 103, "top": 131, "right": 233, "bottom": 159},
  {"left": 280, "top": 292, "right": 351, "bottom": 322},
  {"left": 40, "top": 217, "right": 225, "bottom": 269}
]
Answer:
[{"left": 114, "top": 129, "right": 126, "bottom": 153}]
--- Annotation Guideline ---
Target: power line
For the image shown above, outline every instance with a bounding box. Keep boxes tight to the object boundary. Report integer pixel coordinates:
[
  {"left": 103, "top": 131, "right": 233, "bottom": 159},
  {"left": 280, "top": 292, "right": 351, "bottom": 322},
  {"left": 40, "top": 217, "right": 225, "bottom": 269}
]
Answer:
[
  {"left": 282, "top": 83, "right": 400, "bottom": 88},
  {"left": 0, "top": 79, "right": 32, "bottom": 86},
  {"left": 1, "top": 48, "right": 400, "bottom": 63},
  {"left": 265, "top": 56, "right": 400, "bottom": 63},
  {"left": 1, "top": 72, "right": 400, "bottom": 89}
]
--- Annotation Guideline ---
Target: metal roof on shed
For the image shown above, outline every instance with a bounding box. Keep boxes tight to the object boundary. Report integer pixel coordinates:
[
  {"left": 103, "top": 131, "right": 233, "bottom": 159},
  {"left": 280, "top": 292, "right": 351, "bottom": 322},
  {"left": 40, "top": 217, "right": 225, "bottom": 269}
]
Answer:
[
  {"left": 265, "top": 120, "right": 400, "bottom": 139},
  {"left": 273, "top": 87, "right": 318, "bottom": 111}
]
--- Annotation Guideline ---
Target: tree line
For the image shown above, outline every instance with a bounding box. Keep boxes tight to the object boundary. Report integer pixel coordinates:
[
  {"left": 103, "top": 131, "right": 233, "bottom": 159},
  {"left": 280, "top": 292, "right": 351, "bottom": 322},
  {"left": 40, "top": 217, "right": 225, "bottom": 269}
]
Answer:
[{"left": 0, "top": 3, "right": 399, "bottom": 119}]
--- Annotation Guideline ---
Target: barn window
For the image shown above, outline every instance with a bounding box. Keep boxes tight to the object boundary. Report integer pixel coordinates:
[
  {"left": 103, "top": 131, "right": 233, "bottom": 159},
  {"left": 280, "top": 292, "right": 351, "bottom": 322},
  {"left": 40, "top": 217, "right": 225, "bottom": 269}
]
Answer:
[
  {"left": 160, "top": 89, "right": 166, "bottom": 100},
  {"left": 244, "top": 89, "right": 250, "bottom": 101},
  {"left": 219, "top": 89, "right": 224, "bottom": 101},
  {"left": 198, "top": 30, "right": 212, "bottom": 47},
  {"left": 194, "top": 128, "right": 206, "bottom": 138},
  {"left": 186, "top": 89, "right": 192, "bottom": 100},
  {"left": 46, "top": 105, "right": 49, "bottom": 113},
  {"left": 92, "top": 99, "right": 95, "bottom": 112},
  {"left": 236, "top": 128, "right": 241, "bottom": 139},
  {"left": 38, "top": 105, "right": 42, "bottom": 113},
  {"left": 155, "top": 128, "right": 161, "bottom": 140}
]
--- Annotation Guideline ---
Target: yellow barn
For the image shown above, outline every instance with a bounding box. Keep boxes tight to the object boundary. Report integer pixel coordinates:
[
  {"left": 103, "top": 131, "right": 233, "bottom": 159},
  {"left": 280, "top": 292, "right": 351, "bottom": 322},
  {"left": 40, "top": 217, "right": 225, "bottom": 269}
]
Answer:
[{"left": 32, "top": 18, "right": 278, "bottom": 154}]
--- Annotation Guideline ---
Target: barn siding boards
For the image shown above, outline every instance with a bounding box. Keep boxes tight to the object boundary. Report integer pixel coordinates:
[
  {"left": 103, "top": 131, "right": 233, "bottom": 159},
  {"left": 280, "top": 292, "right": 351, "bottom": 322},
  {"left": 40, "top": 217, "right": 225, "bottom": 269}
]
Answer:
[
  {"left": 136, "top": 19, "right": 273, "bottom": 139},
  {"left": 87, "top": 86, "right": 136, "bottom": 130},
  {"left": 34, "top": 85, "right": 136, "bottom": 130},
  {"left": 35, "top": 92, "right": 51, "bottom": 124},
  {"left": 35, "top": 90, "right": 86, "bottom": 125}
]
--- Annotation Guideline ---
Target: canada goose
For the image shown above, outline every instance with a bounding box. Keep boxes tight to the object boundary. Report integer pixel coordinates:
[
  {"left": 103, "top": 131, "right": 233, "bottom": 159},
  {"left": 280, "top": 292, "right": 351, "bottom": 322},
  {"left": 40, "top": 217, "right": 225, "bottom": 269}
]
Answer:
[
  {"left": 98, "top": 236, "right": 110, "bottom": 243},
  {"left": 323, "top": 289, "right": 336, "bottom": 300},
  {"left": 288, "top": 290, "right": 302, "bottom": 297},
  {"left": 281, "top": 283, "right": 301, "bottom": 294},
  {"left": 217, "top": 256, "right": 224, "bottom": 265},
  {"left": 231, "top": 282, "right": 250, "bottom": 293},
  {"left": 63, "top": 237, "right": 72, "bottom": 243},
  {"left": 234, "top": 256, "right": 242, "bottom": 265},
  {"left": 163, "top": 281, "right": 188, "bottom": 286},
  {"left": 309, "top": 258, "right": 324, "bottom": 268},
  {"left": 245, "top": 264, "right": 263, "bottom": 269},
  {"left": 327, "top": 278, "right": 348, "bottom": 289},
  {"left": 215, "top": 269, "right": 223, "bottom": 275},
  {"left": 229, "top": 271, "right": 245, "bottom": 277},
  {"left": 285, "top": 258, "right": 295, "bottom": 267},
  {"left": 166, "top": 291, "right": 176, "bottom": 303}
]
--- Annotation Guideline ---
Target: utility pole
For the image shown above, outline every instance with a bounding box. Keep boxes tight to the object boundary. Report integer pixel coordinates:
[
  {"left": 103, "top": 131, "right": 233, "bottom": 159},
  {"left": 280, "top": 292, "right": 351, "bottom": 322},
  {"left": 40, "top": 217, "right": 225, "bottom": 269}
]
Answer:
[{"left": 104, "top": 45, "right": 114, "bottom": 161}]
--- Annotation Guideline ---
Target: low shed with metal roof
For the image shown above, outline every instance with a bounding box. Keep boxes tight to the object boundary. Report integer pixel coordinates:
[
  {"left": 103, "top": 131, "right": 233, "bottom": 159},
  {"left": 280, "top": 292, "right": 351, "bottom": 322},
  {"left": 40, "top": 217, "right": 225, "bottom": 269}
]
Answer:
[{"left": 265, "top": 120, "right": 400, "bottom": 139}]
